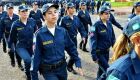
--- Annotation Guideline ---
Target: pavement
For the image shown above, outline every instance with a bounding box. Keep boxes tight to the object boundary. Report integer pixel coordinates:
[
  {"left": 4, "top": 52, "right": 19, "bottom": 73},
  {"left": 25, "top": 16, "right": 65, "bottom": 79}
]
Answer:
[{"left": 0, "top": 7, "right": 131, "bottom": 80}]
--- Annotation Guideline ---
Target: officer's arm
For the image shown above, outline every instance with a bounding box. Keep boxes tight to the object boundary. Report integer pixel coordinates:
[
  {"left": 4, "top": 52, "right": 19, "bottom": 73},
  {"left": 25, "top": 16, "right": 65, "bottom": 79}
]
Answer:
[
  {"left": 110, "top": 14, "right": 123, "bottom": 30},
  {"left": 106, "top": 70, "right": 127, "bottom": 80},
  {"left": 40, "top": 10, "right": 45, "bottom": 21},
  {"left": 77, "top": 18, "right": 87, "bottom": 38},
  {"left": 30, "top": 33, "right": 42, "bottom": 80},
  {"left": 64, "top": 29, "right": 82, "bottom": 68},
  {"left": 60, "top": 17, "right": 66, "bottom": 28},
  {"left": 89, "top": 15, "right": 92, "bottom": 26},
  {"left": 111, "top": 27, "right": 116, "bottom": 47},
  {"left": 29, "top": 11, "right": 32, "bottom": 18},
  {"left": 0, "top": 18, "right": 5, "bottom": 42},
  {"left": 89, "top": 25, "right": 98, "bottom": 61},
  {"left": 8, "top": 22, "right": 17, "bottom": 49}
]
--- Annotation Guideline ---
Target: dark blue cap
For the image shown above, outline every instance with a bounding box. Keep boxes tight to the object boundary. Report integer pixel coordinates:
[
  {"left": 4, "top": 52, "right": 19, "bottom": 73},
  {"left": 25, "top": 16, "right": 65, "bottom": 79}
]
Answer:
[
  {"left": 18, "top": 5, "right": 29, "bottom": 11},
  {"left": 32, "top": 1, "right": 38, "bottom": 5},
  {"left": 0, "top": 3, "right": 3, "bottom": 6},
  {"left": 80, "top": 2, "right": 86, "bottom": 6},
  {"left": 42, "top": 3, "right": 59, "bottom": 15},
  {"left": 6, "top": 3, "right": 14, "bottom": 9},
  {"left": 123, "top": 15, "right": 140, "bottom": 38},
  {"left": 67, "top": 2, "right": 75, "bottom": 8},
  {"left": 134, "top": 2, "right": 140, "bottom": 7},
  {"left": 103, "top": 2, "right": 111, "bottom": 8},
  {"left": 99, "top": 6, "right": 112, "bottom": 13}
]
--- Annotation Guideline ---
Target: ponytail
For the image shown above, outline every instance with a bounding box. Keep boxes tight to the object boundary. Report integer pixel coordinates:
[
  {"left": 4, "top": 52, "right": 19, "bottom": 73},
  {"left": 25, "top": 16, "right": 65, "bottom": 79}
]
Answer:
[{"left": 111, "top": 34, "right": 131, "bottom": 62}]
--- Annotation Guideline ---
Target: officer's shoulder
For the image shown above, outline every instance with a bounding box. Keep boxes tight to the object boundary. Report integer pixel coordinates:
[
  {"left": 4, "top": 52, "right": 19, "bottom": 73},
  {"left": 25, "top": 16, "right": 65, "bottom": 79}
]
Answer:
[
  {"left": 28, "top": 18, "right": 36, "bottom": 22},
  {"left": 108, "top": 54, "right": 132, "bottom": 73}
]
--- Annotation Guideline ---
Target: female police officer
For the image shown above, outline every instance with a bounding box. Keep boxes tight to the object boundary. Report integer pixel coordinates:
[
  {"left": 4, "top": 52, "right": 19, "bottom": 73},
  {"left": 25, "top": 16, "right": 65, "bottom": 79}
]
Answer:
[
  {"left": 8, "top": 5, "right": 37, "bottom": 80},
  {"left": 30, "top": 3, "right": 83, "bottom": 80},
  {"left": 106, "top": 15, "right": 140, "bottom": 80},
  {"left": 89, "top": 6, "right": 115, "bottom": 80}
]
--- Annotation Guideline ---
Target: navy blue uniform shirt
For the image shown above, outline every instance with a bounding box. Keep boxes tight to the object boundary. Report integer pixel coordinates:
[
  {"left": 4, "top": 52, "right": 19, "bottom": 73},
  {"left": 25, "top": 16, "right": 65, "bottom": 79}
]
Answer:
[
  {"left": 106, "top": 49, "right": 140, "bottom": 80},
  {"left": 29, "top": 9, "right": 44, "bottom": 23},
  {"left": 0, "top": 13, "right": 19, "bottom": 40},
  {"left": 0, "top": 11, "right": 6, "bottom": 19},
  {"left": 8, "top": 18, "right": 37, "bottom": 48},
  {"left": 31, "top": 26, "right": 81, "bottom": 80},
  {"left": 60, "top": 15, "right": 87, "bottom": 39},
  {"left": 109, "top": 13, "right": 123, "bottom": 30},
  {"left": 90, "top": 19, "right": 115, "bottom": 61},
  {"left": 78, "top": 10, "right": 92, "bottom": 26}
]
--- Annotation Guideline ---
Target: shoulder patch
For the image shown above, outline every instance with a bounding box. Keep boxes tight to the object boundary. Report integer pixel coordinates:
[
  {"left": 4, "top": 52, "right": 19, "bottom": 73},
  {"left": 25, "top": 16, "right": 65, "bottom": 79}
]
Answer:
[
  {"left": 107, "top": 75, "right": 120, "bottom": 80},
  {"left": 90, "top": 26, "right": 95, "bottom": 32}
]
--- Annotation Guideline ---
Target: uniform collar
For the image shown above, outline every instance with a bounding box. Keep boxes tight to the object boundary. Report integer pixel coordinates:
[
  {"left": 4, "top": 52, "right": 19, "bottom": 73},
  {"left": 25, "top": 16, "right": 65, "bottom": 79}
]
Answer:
[
  {"left": 41, "top": 25, "right": 58, "bottom": 33},
  {"left": 131, "top": 49, "right": 140, "bottom": 74}
]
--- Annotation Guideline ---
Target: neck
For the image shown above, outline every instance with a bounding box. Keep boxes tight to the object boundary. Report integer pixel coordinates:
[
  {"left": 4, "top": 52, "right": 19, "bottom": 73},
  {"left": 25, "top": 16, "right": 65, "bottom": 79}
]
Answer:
[
  {"left": 45, "top": 21, "right": 55, "bottom": 28},
  {"left": 33, "top": 8, "right": 37, "bottom": 11},
  {"left": 20, "top": 18, "right": 27, "bottom": 23},
  {"left": 101, "top": 18, "right": 107, "bottom": 23},
  {"left": 135, "top": 46, "right": 140, "bottom": 58},
  {"left": 8, "top": 13, "right": 13, "bottom": 17}
]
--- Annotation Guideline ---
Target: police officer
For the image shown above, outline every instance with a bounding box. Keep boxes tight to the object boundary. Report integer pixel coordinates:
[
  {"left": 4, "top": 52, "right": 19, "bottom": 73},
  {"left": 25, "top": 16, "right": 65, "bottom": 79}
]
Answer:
[
  {"left": 0, "top": 3, "right": 7, "bottom": 53},
  {"left": 8, "top": 5, "right": 37, "bottom": 80},
  {"left": 29, "top": 1, "right": 44, "bottom": 29},
  {"left": 30, "top": 3, "right": 83, "bottom": 80},
  {"left": 60, "top": 2, "right": 87, "bottom": 74},
  {"left": 97, "top": 0, "right": 101, "bottom": 14},
  {"left": 106, "top": 15, "right": 140, "bottom": 80},
  {"left": 89, "top": 6, "right": 115, "bottom": 80},
  {"left": 57, "top": 1, "right": 67, "bottom": 26},
  {"left": 78, "top": 2, "right": 92, "bottom": 52},
  {"left": 128, "top": 2, "right": 140, "bottom": 21},
  {"left": 90, "top": 0, "right": 96, "bottom": 15},
  {"left": 103, "top": 2, "right": 123, "bottom": 30},
  {"left": 0, "top": 3, "right": 23, "bottom": 70}
]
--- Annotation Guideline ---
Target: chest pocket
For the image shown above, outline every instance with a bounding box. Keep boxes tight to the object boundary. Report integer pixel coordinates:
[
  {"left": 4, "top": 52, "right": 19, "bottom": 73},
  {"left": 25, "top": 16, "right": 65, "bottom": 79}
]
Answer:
[
  {"left": 99, "top": 29, "right": 107, "bottom": 36},
  {"left": 43, "top": 40, "right": 54, "bottom": 49},
  {"left": 81, "top": 14, "right": 86, "bottom": 18},
  {"left": 66, "top": 22, "right": 72, "bottom": 28}
]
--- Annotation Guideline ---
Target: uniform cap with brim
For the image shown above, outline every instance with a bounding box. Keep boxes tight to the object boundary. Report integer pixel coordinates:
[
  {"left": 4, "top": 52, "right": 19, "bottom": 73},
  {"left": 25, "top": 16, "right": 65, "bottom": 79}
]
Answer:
[
  {"left": 80, "top": 2, "right": 86, "bottom": 6},
  {"left": 18, "top": 5, "right": 29, "bottom": 11},
  {"left": 0, "top": 3, "right": 3, "bottom": 6},
  {"left": 99, "top": 6, "right": 112, "bottom": 13},
  {"left": 42, "top": 3, "right": 59, "bottom": 15},
  {"left": 32, "top": 2, "right": 38, "bottom": 5},
  {"left": 123, "top": 15, "right": 140, "bottom": 38},
  {"left": 6, "top": 3, "right": 14, "bottom": 9},
  {"left": 134, "top": 2, "right": 140, "bottom": 7},
  {"left": 67, "top": 2, "right": 75, "bottom": 8}
]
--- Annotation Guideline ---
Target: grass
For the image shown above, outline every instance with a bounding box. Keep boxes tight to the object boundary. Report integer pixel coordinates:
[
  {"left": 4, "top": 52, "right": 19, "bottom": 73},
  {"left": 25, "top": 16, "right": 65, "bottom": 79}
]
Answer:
[{"left": 110, "top": 2, "right": 134, "bottom": 7}]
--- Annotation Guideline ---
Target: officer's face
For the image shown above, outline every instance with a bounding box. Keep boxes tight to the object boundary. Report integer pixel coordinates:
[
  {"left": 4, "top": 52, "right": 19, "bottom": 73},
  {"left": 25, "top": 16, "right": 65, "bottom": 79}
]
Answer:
[
  {"left": 67, "top": 7, "right": 75, "bottom": 15},
  {"left": 19, "top": 10, "right": 29, "bottom": 19},
  {"left": 44, "top": 7, "right": 58, "bottom": 24},
  {"left": 7, "top": 8, "right": 14, "bottom": 14},
  {"left": 0, "top": 6, "right": 2, "bottom": 12},
  {"left": 135, "top": 6, "right": 140, "bottom": 14},
  {"left": 130, "top": 33, "right": 140, "bottom": 47},
  {"left": 100, "top": 12, "right": 110, "bottom": 20},
  {"left": 33, "top": 5, "right": 38, "bottom": 10},
  {"left": 81, "top": 5, "right": 86, "bottom": 10}
]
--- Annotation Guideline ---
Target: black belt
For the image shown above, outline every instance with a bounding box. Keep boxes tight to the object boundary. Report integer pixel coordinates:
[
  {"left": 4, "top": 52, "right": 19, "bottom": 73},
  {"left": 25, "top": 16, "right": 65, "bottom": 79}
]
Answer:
[{"left": 39, "top": 59, "right": 65, "bottom": 72}]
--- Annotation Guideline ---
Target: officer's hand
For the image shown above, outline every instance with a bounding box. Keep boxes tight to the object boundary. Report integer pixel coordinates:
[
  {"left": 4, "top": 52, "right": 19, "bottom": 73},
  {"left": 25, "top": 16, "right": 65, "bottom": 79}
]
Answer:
[
  {"left": 77, "top": 68, "right": 84, "bottom": 76},
  {"left": 8, "top": 48, "right": 11, "bottom": 52},
  {"left": 82, "top": 38, "right": 86, "bottom": 44},
  {"left": 94, "top": 59, "right": 99, "bottom": 63}
]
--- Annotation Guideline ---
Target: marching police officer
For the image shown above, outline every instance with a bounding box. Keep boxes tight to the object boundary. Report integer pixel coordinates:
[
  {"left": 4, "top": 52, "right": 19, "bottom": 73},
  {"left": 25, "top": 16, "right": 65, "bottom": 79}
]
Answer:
[
  {"left": 0, "top": 3, "right": 7, "bottom": 53},
  {"left": 89, "top": 6, "right": 115, "bottom": 80},
  {"left": 106, "top": 15, "right": 140, "bottom": 80},
  {"left": 78, "top": 2, "right": 92, "bottom": 52},
  {"left": 97, "top": 0, "right": 101, "bottom": 14},
  {"left": 29, "top": 1, "right": 44, "bottom": 29},
  {"left": 30, "top": 3, "right": 83, "bottom": 80},
  {"left": 0, "top": 3, "right": 23, "bottom": 70},
  {"left": 60, "top": 2, "right": 87, "bottom": 74},
  {"left": 8, "top": 5, "right": 37, "bottom": 80},
  {"left": 103, "top": 2, "right": 123, "bottom": 30},
  {"left": 90, "top": 0, "right": 96, "bottom": 14},
  {"left": 128, "top": 2, "right": 140, "bottom": 21}
]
